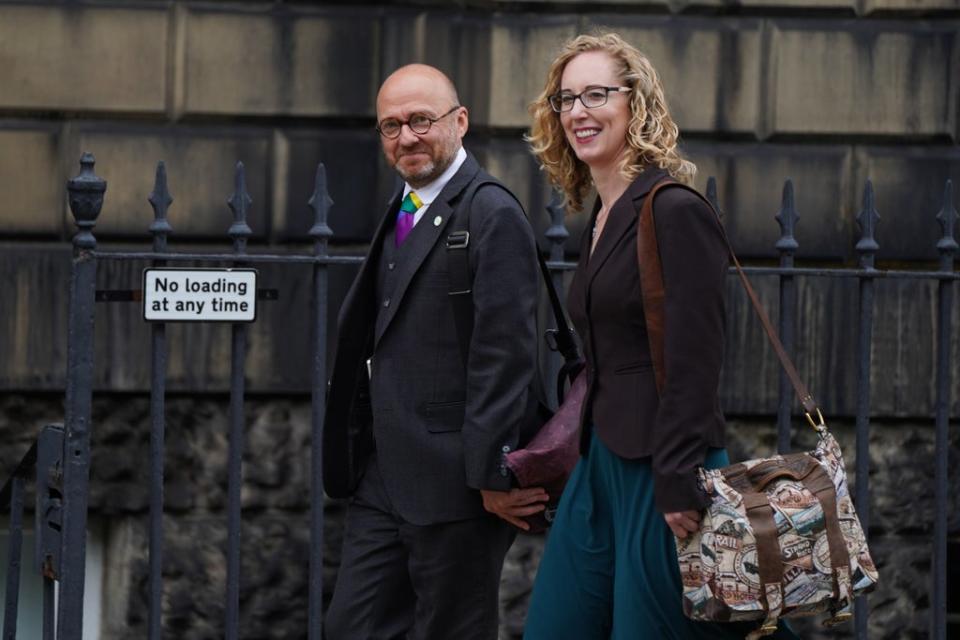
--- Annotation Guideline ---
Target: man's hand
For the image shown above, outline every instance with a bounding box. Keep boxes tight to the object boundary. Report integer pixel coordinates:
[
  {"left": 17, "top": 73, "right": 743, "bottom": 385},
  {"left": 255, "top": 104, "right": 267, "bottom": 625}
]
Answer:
[
  {"left": 480, "top": 488, "right": 549, "bottom": 531},
  {"left": 664, "top": 510, "right": 701, "bottom": 539}
]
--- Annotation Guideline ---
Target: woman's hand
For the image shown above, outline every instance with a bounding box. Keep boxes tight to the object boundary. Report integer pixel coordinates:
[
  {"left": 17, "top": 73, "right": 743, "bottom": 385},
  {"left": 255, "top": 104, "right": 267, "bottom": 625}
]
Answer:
[{"left": 664, "top": 510, "right": 701, "bottom": 539}]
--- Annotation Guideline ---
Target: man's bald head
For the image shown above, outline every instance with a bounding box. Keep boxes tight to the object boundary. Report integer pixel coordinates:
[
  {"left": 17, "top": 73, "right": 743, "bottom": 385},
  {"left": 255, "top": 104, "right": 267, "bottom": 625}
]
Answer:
[{"left": 377, "top": 64, "right": 460, "bottom": 110}]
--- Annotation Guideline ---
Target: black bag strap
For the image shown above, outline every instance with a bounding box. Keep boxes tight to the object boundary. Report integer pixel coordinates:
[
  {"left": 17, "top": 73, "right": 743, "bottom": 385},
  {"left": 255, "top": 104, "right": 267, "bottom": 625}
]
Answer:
[{"left": 445, "top": 178, "right": 580, "bottom": 384}]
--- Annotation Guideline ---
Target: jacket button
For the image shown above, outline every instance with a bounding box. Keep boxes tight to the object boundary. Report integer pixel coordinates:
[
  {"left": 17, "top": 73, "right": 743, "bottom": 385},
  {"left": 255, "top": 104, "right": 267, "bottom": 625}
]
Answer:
[
  {"left": 387, "top": 262, "right": 396, "bottom": 271},
  {"left": 499, "top": 467, "right": 508, "bottom": 477},
  {"left": 383, "top": 298, "right": 390, "bottom": 307},
  {"left": 501, "top": 445, "right": 511, "bottom": 453}
]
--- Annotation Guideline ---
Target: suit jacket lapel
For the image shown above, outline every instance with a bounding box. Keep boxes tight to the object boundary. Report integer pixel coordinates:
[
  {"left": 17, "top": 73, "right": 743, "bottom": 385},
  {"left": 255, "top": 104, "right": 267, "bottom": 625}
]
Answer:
[
  {"left": 374, "top": 153, "right": 481, "bottom": 347},
  {"left": 585, "top": 167, "right": 670, "bottom": 290}
]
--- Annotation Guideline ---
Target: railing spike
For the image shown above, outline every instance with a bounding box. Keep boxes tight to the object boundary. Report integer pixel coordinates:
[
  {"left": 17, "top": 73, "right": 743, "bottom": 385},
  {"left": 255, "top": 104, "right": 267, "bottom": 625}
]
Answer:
[
  {"left": 936, "top": 179, "right": 958, "bottom": 254},
  {"left": 148, "top": 161, "right": 173, "bottom": 244},
  {"left": 308, "top": 163, "right": 334, "bottom": 253},
  {"left": 706, "top": 176, "right": 721, "bottom": 217},
  {"left": 855, "top": 179, "right": 880, "bottom": 265},
  {"left": 227, "top": 161, "right": 253, "bottom": 253},
  {"left": 544, "top": 190, "right": 569, "bottom": 262},
  {"left": 775, "top": 179, "right": 799, "bottom": 253}
]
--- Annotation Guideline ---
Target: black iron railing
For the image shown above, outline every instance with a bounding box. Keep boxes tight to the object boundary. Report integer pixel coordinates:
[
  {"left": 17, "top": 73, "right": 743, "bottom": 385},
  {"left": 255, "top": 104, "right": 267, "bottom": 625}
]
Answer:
[
  {"left": 0, "top": 154, "right": 956, "bottom": 640},
  {"left": 1, "top": 425, "right": 64, "bottom": 640}
]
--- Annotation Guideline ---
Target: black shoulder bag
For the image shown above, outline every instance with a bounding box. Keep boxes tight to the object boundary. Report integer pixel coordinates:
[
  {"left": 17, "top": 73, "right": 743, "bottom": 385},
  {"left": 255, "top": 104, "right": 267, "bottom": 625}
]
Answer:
[{"left": 445, "top": 178, "right": 585, "bottom": 532}]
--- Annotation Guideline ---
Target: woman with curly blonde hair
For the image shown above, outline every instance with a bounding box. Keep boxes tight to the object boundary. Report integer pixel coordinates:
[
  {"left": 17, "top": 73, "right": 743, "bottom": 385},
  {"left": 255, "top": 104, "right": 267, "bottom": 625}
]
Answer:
[{"left": 522, "top": 33, "right": 797, "bottom": 640}]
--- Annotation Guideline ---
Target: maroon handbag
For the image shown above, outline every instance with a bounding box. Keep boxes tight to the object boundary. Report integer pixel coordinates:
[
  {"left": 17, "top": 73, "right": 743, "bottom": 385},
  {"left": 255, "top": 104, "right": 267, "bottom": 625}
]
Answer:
[{"left": 505, "top": 369, "right": 586, "bottom": 532}]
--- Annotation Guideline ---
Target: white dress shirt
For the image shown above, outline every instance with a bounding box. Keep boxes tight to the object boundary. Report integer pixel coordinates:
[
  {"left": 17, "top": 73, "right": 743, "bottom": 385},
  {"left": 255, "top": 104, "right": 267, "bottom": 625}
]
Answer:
[{"left": 402, "top": 146, "right": 468, "bottom": 226}]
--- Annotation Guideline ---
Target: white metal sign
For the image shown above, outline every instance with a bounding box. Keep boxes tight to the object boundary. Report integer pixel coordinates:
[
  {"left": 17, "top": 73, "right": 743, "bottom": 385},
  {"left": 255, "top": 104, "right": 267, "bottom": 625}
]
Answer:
[{"left": 143, "top": 268, "right": 257, "bottom": 322}]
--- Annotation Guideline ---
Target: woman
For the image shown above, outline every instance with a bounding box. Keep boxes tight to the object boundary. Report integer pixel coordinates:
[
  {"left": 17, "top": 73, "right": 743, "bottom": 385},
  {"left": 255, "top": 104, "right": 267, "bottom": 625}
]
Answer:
[{"left": 523, "top": 33, "right": 797, "bottom": 639}]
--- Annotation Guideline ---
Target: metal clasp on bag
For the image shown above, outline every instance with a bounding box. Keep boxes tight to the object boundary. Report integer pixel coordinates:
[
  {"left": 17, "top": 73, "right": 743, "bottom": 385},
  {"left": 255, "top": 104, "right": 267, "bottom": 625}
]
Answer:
[
  {"left": 804, "top": 407, "right": 826, "bottom": 432},
  {"left": 446, "top": 231, "right": 469, "bottom": 250},
  {"left": 822, "top": 612, "right": 853, "bottom": 628}
]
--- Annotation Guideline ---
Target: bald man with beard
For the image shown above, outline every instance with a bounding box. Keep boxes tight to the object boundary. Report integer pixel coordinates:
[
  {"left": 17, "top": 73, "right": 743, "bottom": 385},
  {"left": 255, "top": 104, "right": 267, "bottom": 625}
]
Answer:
[{"left": 322, "top": 65, "right": 548, "bottom": 639}]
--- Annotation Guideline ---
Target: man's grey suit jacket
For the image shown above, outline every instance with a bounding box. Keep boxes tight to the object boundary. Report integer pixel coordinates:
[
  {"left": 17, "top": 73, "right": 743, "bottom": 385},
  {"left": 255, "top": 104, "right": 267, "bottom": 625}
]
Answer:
[{"left": 323, "top": 152, "right": 539, "bottom": 525}]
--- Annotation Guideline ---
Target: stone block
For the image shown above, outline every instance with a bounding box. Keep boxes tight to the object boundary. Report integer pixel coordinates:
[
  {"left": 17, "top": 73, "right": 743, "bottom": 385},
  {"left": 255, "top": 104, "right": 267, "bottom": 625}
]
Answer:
[
  {"left": 282, "top": 128, "right": 386, "bottom": 243},
  {"left": 182, "top": 7, "right": 378, "bottom": 117},
  {"left": 719, "top": 273, "right": 960, "bottom": 418},
  {"left": 68, "top": 129, "right": 270, "bottom": 239},
  {"left": 377, "top": 9, "right": 422, "bottom": 79},
  {"left": 863, "top": 0, "right": 960, "bottom": 12},
  {"left": 0, "top": 4, "right": 167, "bottom": 113},
  {"left": 88, "top": 254, "right": 358, "bottom": 393},
  {"left": 0, "top": 242, "right": 363, "bottom": 393},
  {"left": 486, "top": 16, "right": 582, "bottom": 128},
  {"left": 583, "top": 16, "right": 764, "bottom": 135},
  {"left": 0, "top": 244, "right": 70, "bottom": 390},
  {"left": 684, "top": 142, "right": 853, "bottom": 259},
  {"left": 722, "top": 0, "right": 858, "bottom": 8},
  {"left": 417, "top": 12, "right": 497, "bottom": 125},
  {"left": 854, "top": 145, "right": 960, "bottom": 261},
  {"left": 769, "top": 22, "right": 956, "bottom": 137},
  {"left": 0, "top": 128, "right": 62, "bottom": 236}
]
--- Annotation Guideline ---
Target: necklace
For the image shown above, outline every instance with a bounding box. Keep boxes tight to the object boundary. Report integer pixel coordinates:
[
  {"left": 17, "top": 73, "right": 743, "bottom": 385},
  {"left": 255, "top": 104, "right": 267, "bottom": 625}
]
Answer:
[{"left": 591, "top": 208, "right": 610, "bottom": 249}]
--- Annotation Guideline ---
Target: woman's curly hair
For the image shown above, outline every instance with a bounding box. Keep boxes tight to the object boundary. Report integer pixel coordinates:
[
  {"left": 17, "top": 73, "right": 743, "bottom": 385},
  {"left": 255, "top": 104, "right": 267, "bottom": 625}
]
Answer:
[{"left": 527, "top": 32, "right": 696, "bottom": 212}]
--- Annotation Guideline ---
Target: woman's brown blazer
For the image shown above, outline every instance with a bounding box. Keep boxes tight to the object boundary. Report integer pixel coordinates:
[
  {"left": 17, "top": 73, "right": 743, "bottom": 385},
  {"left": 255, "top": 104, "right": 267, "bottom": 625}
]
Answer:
[{"left": 566, "top": 166, "right": 729, "bottom": 513}]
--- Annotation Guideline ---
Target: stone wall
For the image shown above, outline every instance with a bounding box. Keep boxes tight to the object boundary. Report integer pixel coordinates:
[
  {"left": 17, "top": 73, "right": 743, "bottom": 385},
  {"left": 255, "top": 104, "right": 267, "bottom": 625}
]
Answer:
[
  {"left": 1, "top": 394, "right": 956, "bottom": 638},
  {"left": 1, "top": 3, "right": 957, "bottom": 255}
]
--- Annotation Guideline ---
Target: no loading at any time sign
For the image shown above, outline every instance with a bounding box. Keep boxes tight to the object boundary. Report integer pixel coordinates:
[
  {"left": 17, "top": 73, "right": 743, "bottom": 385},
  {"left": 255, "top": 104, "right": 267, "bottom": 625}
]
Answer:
[{"left": 142, "top": 268, "right": 258, "bottom": 322}]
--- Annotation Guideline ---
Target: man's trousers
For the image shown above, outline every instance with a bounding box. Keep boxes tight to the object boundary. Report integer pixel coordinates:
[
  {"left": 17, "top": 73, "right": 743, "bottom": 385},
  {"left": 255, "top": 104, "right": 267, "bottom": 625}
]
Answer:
[{"left": 325, "top": 454, "right": 516, "bottom": 640}]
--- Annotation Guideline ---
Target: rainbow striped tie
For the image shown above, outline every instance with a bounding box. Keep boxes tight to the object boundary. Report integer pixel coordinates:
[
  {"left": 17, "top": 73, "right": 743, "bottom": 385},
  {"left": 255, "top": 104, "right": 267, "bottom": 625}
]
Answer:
[{"left": 395, "top": 191, "right": 422, "bottom": 246}]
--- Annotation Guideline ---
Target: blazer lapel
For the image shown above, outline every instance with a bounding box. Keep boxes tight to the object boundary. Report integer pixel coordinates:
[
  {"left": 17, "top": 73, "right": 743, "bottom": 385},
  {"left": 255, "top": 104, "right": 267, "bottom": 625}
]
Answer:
[
  {"left": 584, "top": 167, "right": 670, "bottom": 290},
  {"left": 374, "top": 154, "right": 481, "bottom": 347}
]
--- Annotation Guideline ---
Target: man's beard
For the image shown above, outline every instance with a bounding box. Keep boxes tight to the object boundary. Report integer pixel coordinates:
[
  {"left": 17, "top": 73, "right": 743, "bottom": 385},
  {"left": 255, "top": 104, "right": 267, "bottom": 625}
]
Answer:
[
  {"left": 396, "top": 158, "right": 439, "bottom": 187},
  {"left": 394, "top": 135, "right": 458, "bottom": 188}
]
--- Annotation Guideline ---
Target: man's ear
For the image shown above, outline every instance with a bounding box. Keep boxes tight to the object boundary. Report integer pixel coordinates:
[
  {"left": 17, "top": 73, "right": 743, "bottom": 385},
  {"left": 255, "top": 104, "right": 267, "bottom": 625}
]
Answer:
[{"left": 457, "top": 107, "right": 469, "bottom": 137}]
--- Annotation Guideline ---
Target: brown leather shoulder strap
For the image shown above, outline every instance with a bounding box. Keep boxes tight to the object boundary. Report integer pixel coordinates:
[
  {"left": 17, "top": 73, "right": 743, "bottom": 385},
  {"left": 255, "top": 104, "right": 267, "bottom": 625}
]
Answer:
[
  {"left": 636, "top": 178, "right": 820, "bottom": 415},
  {"left": 637, "top": 180, "right": 670, "bottom": 395}
]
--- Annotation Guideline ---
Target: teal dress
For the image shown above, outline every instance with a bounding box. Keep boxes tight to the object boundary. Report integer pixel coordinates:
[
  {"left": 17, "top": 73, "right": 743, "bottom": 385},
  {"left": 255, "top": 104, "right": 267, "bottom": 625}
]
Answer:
[{"left": 523, "top": 432, "right": 799, "bottom": 640}]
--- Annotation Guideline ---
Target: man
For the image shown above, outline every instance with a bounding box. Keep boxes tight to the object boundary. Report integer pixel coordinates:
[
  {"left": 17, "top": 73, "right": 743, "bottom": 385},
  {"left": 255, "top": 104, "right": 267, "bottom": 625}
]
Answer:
[{"left": 323, "top": 64, "right": 548, "bottom": 640}]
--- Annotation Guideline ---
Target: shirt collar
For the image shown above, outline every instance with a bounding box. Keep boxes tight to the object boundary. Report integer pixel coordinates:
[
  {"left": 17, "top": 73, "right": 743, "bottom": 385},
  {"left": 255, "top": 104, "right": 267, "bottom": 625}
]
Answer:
[{"left": 402, "top": 146, "right": 467, "bottom": 207}]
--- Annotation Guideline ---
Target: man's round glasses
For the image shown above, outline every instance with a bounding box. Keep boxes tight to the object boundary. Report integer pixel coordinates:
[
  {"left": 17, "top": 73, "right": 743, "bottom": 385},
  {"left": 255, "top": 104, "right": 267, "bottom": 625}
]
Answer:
[
  {"left": 377, "top": 106, "right": 461, "bottom": 139},
  {"left": 548, "top": 86, "right": 631, "bottom": 113}
]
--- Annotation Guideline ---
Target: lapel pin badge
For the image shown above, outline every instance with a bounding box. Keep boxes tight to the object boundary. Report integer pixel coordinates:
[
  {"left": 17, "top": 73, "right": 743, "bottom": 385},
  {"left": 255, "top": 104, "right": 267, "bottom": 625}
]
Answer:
[{"left": 433, "top": 216, "right": 442, "bottom": 226}]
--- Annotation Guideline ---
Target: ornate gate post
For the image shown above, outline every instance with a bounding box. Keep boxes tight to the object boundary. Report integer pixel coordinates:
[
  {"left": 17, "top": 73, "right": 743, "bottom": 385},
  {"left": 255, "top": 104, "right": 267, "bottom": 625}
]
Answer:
[{"left": 59, "top": 152, "right": 105, "bottom": 639}]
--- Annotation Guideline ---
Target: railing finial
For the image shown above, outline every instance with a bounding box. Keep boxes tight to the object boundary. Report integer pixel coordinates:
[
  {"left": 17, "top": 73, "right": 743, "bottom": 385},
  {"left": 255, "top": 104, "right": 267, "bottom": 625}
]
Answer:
[
  {"left": 936, "top": 179, "right": 958, "bottom": 256},
  {"left": 775, "top": 179, "right": 799, "bottom": 254},
  {"left": 227, "top": 161, "right": 253, "bottom": 254},
  {"left": 148, "top": 161, "right": 173, "bottom": 251},
  {"left": 856, "top": 180, "right": 880, "bottom": 268},
  {"left": 544, "top": 190, "right": 569, "bottom": 262},
  {"left": 67, "top": 152, "right": 107, "bottom": 250},
  {"left": 706, "top": 176, "right": 721, "bottom": 218},
  {"left": 308, "top": 163, "right": 334, "bottom": 255}
]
